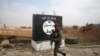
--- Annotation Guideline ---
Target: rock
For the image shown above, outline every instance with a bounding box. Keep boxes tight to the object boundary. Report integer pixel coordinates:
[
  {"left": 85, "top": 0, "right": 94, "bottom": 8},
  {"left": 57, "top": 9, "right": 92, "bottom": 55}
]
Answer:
[
  {"left": 0, "top": 47, "right": 3, "bottom": 50},
  {"left": 1, "top": 39, "right": 10, "bottom": 46},
  {"left": 22, "top": 52, "right": 33, "bottom": 56},
  {"left": 1, "top": 49, "right": 5, "bottom": 52}
]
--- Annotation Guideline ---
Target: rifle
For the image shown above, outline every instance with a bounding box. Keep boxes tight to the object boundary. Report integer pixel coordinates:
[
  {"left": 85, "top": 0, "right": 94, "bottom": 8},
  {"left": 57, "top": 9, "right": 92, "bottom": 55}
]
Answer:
[{"left": 50, "top": 30, "right": 55, "bottom": 50}]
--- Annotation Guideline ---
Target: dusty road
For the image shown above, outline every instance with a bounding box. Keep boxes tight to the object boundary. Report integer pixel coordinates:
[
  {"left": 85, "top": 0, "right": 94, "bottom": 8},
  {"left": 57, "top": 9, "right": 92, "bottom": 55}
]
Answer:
[{"left": 0, "top": 43, "right": 100, "bottom": 56}]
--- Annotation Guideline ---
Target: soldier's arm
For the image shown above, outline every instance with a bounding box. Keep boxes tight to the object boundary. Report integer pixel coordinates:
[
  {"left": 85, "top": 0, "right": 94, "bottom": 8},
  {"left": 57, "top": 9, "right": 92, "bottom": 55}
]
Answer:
[
  {"left": 54, "top": 30, "right": 63, "bottom": 41},
  {"left": 59, "top": 30, "right": 64, "bottom": 39},
  {"left": 54, "top": 37, "right": 61, "bottom": 41}
]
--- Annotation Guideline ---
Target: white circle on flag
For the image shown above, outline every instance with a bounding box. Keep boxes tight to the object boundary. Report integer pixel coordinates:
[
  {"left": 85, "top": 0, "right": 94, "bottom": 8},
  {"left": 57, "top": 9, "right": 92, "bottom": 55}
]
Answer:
[{"left": 43, "top": 20, "right": 55, "bottom": 35}]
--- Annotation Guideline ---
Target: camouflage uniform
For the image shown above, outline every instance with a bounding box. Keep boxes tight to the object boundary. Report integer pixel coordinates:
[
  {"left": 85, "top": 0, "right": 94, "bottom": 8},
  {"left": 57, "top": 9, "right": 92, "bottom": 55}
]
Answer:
[{"left": 51, "top": 27, "right": 66, "bottom": 56}]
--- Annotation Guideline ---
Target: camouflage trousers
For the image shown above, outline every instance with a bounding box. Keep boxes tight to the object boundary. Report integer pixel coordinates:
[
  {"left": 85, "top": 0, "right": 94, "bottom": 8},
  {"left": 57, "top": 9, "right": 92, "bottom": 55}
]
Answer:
[{"left": 54, "top": 43, "right": 66, "bottom": 56}]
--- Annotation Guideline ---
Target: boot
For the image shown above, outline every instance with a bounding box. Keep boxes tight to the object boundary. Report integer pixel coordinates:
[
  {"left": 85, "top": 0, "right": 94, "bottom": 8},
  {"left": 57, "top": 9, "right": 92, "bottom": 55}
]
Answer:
[{"left": 63, "top": 53, "right": 66, "bottom": 56}]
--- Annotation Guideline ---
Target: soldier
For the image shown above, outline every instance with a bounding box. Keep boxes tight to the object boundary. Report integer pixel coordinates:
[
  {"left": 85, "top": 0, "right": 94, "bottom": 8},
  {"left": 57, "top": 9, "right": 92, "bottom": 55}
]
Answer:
[{"left": 50, "top": 24, "right": 66, "bottom": 56}]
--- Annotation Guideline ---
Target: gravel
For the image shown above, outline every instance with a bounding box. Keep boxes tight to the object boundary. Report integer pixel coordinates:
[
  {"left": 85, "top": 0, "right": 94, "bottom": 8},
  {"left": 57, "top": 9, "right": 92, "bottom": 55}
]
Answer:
[{"left": 0, "top": 43, "right": 100, "bottom": 56}]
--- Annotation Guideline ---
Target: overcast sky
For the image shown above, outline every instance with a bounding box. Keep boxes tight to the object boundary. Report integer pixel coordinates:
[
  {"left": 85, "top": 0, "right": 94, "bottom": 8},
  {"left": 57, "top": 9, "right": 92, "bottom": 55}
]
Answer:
[{"left": 0, "top": 0, "right": 100, "bottom": 26}]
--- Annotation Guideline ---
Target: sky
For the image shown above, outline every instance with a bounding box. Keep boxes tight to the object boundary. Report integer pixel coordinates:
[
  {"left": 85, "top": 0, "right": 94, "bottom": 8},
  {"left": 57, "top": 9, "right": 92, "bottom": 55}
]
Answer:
[{"left": 0, "top": 0, "right": 100, "bottom": 26}]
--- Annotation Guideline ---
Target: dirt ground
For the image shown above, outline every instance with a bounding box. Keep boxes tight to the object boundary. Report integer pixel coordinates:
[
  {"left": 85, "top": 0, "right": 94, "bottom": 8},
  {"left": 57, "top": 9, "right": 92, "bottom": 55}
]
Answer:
[{"left": 0, "top": 43, "right": 100, "bottom": 56}]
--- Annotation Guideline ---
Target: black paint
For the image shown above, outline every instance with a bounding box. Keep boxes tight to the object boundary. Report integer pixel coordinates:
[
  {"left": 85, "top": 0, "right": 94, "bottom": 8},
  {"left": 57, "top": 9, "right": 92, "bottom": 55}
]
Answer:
[{"left": 32, "top": 14, "right": 62, "bottom": 41}]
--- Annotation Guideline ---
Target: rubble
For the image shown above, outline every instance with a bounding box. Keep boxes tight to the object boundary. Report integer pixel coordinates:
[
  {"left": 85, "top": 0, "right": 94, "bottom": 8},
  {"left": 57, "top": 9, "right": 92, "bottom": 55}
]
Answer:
[
  {"left": 0, "top": 43, "right": 100, "bottom": 56},
  {"left": 1, "top": 39, "right": 10, "bottom": 46}
]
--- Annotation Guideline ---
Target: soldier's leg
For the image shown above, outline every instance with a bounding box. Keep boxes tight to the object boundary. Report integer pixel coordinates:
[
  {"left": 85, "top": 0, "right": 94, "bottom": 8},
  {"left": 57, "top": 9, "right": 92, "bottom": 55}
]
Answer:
[
  {"left": 57, "top": 48, "right": 66, "bottom": 56},
  {"left": 57, "top": 50, "right": 66, "bottom": 56},
  {"left": 54, "top": 47, "right": 57, "bottom": 56}
]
